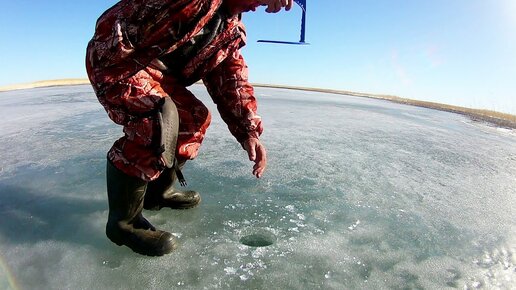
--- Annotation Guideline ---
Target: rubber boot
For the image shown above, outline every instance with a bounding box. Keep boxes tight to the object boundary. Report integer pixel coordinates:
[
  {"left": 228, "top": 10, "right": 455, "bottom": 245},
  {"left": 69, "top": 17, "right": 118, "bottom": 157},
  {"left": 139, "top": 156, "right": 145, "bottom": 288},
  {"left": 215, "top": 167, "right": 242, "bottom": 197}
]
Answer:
[
  {"left": 105, "top": 160, "right": 177, "bottom": 256},
  {"left": 144, "top": 163, "right": 201, "bottom": 210}
]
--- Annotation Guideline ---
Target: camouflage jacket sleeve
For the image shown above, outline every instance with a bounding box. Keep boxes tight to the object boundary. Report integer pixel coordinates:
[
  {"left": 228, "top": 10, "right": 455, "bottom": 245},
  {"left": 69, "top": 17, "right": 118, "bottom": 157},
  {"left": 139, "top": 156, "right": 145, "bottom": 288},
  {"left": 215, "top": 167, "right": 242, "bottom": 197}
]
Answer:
[{"left": 202, "top": 49, "right": 263, "bottom": 144}]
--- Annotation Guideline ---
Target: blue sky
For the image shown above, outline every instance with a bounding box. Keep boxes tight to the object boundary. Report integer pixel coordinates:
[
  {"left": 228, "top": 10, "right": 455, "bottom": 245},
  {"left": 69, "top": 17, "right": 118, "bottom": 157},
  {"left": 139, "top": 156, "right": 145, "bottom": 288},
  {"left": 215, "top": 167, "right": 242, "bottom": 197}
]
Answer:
[{"left": 1, "top": 0, "right": 515, "bottom": 114}]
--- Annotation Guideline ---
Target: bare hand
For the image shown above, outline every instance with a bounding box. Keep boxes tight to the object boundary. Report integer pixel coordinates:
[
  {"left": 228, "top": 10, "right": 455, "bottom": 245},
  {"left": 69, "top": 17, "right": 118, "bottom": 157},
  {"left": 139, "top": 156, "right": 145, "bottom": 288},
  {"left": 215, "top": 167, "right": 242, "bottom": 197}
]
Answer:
[
  {"left": 259, "top": 0, "right": 294, "bottom": 13},
  {"left": 242, "top": 138, "right": 267, "bottom": 178}
]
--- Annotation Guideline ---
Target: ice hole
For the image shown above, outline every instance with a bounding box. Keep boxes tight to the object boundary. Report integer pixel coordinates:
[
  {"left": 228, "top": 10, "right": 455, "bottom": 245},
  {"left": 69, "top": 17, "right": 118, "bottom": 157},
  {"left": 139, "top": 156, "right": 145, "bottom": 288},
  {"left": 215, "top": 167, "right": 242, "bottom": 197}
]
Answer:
[{"left": 240, "top": 231, "right": 276, "bottom": 247}]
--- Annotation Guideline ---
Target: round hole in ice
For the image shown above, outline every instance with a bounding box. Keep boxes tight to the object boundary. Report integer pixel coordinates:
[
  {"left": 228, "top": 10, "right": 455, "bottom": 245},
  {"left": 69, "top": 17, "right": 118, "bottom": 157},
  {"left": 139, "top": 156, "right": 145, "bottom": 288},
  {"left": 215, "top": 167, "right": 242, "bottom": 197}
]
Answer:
[{"left": 240, "top": 231, "right": 276, "bottom": 247}]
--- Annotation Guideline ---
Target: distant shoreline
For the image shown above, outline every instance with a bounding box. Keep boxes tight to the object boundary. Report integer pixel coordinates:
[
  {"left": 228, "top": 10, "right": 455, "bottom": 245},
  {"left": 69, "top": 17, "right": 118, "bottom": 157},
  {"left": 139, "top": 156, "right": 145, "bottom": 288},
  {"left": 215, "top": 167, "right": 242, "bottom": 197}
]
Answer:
[
  {"left": 1, "top": 78, "right": 514, "bottom": 129},
  {"left": 0, "top": 79, "right": 91, "bottom": 92},
  {"left": 255, "top": 84, "right": 516, "bottom": 130}
]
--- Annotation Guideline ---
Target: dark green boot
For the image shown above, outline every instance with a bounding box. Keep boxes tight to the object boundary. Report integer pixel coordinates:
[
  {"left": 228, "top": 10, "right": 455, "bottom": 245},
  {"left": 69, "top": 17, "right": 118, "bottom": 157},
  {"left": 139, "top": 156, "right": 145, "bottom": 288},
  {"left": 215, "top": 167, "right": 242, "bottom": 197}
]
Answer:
[
  {"left": 144, "top": 163, "right": 201, "bottom": 210},
  {"left": 105, "top": 161, "right": 177, "bottom": 256}
]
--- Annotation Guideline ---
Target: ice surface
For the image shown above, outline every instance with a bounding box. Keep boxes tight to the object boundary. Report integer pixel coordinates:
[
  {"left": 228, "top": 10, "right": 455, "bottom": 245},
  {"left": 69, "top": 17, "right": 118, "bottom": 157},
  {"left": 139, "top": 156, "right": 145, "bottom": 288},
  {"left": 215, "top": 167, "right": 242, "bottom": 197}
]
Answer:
[{"left": 0, "top": 85, "right": 515, "bottom": 289}]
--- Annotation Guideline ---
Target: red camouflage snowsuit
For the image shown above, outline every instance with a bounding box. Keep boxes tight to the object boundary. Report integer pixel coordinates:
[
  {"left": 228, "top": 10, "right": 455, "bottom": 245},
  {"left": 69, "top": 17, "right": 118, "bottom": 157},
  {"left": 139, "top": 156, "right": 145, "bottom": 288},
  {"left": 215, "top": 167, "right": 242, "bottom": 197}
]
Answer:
[{"left": 86, "top": 0, "right": 263, "bottom": 181}]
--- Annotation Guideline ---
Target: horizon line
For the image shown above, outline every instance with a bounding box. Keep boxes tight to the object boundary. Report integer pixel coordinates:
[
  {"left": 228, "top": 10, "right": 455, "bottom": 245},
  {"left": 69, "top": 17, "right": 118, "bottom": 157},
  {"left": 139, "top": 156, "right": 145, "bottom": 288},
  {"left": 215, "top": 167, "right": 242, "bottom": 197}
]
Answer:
[{"left": 0, "top": 78, "right": 514, "bottom": 129}]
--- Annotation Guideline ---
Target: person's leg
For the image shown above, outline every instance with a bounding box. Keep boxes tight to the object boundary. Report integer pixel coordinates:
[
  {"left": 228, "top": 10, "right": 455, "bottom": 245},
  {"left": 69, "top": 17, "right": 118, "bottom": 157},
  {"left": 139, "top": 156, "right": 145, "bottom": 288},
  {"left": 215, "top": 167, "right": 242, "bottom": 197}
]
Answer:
[
  {"left": 105, "top": 160, "right": 176, "bottom": 256},
  {"left": 98, "top": 67, "right": 178, "bottom": 255},
  {"left": 144, "top": 161, "right": 201, "bottom": 210},
  {"left": 103, "top": 70, "right": 171, "bottom": 181},
  {"left": 144, "top": 75, "right": 212, "bottom": 210},
  {"left": 103, "top": 70, "right": 212, "bottom": 180},
  {"left": 161, "top": 76, "right": 212, "bottom": 163}
]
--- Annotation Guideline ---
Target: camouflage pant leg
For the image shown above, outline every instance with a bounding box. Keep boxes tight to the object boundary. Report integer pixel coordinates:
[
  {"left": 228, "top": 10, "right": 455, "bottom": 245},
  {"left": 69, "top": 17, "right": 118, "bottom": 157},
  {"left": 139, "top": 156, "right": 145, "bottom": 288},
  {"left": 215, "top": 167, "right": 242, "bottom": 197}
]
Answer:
[
  {"left": 160, "top": 75, "right": 212, "bottom": 164},
  {"left": 100, "top": 68, "right": 211, "bottom": 181}
]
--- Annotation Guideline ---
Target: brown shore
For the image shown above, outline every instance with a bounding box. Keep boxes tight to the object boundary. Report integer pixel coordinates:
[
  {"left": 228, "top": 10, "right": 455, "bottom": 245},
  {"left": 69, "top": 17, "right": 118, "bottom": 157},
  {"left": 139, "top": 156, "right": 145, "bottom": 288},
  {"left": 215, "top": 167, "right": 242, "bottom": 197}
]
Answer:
[
  {"left": 0, "top": 79, "right": 91, "bottom": 92},
  {"left": 1, "top": 79, "right": 514, "bottom": 129}
]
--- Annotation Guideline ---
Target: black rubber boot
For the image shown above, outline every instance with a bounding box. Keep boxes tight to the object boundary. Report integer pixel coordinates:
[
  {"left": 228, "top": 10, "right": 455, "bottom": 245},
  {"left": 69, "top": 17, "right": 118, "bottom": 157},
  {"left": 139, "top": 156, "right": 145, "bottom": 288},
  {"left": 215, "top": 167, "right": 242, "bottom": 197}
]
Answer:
[
  {"left": 144, "top": 163, "right": 201, "bottom": 210},
  {"left": 105, "top": 160, "right": 177, "bottom": 256}
]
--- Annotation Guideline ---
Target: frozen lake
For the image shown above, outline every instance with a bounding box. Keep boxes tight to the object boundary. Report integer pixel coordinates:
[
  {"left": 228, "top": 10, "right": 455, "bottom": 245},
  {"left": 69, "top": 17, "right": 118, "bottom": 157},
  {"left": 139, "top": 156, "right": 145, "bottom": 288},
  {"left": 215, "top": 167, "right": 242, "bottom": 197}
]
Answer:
[{"left": 0, "top": 84, "right": 515, "bottom": 289}]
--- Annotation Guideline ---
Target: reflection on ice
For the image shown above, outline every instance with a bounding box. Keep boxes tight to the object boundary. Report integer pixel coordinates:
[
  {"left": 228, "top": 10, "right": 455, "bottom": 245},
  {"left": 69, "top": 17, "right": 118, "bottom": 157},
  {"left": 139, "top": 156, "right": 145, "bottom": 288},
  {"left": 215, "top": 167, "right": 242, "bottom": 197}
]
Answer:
[{"left": 0, "top": 85, "right": 515, "bottom": 289}]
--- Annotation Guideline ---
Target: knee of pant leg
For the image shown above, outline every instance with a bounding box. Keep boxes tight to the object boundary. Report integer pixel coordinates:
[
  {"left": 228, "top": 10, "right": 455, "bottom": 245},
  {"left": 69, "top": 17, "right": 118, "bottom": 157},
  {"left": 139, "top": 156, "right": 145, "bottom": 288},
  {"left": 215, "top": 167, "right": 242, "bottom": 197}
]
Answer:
[
  {"left": 177, "top": 142, "right": 202, "bottom": 161},
  {"left": 175, "top": 108, "right": 211, "bottom": 162},
  {"left": 191, "top": 100, "right": 211, "bottom": 132},
  {"left": 198, "top": 107, "right": 211, "bottom": 133}
]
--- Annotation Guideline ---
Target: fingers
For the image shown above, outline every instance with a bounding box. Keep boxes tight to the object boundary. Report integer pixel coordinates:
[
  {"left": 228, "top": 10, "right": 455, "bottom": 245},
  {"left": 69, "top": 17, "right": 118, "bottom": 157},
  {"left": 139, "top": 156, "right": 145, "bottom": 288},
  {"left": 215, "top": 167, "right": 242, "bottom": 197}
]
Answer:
[
  {"left": 265, "top": 2, "right": 278, "bottom": 13},
  {"left": 243, "top": 138, "right": 267, "bottom": 178},
  {"left": 253, "top": 163, "right": 265, "bottom": 178},
  {"left": 264, "top": 0, "right": 292, "bottom": 13},
  {"left": 247, "top": 142, "right": 256, "bottom": 161},
  {"left": 243, "top": 138, "right": 256, "bottom": 161},
  {"left": 283, "top": 0, "right": 293, "bottom": 11},
  {"left": 252, "top": 143, "right": 267, "bottom": 178}
]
